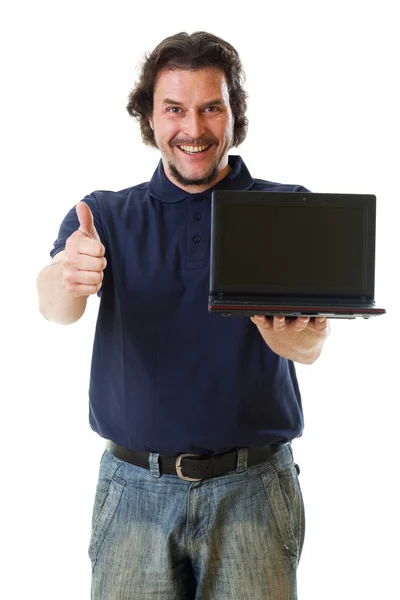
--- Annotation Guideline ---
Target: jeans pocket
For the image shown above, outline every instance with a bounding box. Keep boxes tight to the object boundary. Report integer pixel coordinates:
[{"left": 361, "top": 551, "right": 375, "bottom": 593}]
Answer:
[
  {"left": 88, "top": 474, "right": 126, "bottom": 567},
  {"left": 261, "top": 465, "right": 305, "bottom": 570}
]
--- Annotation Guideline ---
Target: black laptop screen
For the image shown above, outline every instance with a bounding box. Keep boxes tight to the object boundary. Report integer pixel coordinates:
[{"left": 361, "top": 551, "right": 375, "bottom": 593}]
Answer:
[{"left": 212, "top": 197, "right": 375, "bottom": 297}]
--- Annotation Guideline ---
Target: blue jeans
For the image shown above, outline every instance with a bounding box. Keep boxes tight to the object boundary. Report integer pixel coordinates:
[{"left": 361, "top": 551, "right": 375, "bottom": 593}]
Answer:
[{"left": 89, "top": 443, "right": 305, "bottom": 599}]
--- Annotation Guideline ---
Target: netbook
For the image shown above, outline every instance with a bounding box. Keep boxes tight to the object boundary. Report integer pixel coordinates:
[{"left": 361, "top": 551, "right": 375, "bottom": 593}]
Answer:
[{"left": 208, "top": 191, "right": 386, "bottom": 319}]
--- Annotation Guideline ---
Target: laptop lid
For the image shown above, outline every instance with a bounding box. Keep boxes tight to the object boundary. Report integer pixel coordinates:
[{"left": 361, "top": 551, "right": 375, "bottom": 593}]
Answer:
[{"left": 209, "top": 191, "right": 377, "bottom": 306}]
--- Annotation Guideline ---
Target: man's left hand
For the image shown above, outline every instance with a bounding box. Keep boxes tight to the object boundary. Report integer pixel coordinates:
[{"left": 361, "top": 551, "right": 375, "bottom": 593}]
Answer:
[{"left": 250, "top": 315, "right": 330, "bottom": 364}]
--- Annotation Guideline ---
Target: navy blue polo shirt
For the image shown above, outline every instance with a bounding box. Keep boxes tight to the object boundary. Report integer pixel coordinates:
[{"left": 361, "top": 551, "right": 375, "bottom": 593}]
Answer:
[{"left": 50, "top": 155, "right": 309, "bottom": 454}]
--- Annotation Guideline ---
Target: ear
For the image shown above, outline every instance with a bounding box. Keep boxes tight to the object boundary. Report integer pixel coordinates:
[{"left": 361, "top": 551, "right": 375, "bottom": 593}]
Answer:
[{"left": 148, "top": 117, "right": 154, "bottom": 131}]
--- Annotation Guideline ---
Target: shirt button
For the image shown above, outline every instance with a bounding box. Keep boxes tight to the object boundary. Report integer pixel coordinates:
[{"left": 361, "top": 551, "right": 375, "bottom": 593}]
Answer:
[
  {"left": 193, "top": 235, "right": 201, "bottom": 243},
  {"left": 194, "top": 213, "right": 202, "bottom": 221}
]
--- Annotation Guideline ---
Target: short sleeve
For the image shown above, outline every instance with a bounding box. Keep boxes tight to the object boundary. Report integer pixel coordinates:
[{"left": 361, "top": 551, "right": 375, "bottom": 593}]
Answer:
[{"left": 49, "top": 193, "right": 106, "bottom": 260}]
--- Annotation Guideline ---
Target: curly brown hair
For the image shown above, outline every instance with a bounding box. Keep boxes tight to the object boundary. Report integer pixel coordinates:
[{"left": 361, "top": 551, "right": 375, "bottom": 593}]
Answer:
[{"left": 126, "top": 31, "right": 248, "bottom": 149}]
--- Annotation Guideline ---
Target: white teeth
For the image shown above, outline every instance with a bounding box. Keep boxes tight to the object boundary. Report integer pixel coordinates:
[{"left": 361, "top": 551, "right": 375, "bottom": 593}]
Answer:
[{"left": 180, "top": 144, "right": 210, "bottom": 153}]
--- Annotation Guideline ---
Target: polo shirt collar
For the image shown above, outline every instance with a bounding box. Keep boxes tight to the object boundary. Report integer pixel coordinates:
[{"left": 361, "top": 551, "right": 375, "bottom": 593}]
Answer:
[{"left": 147, "top": 155, "right": 254, "bottom": 203}]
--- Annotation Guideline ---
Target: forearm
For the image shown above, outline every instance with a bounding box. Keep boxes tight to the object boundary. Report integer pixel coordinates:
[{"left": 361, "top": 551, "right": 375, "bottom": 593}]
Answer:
[{"left": 36, "top": 262, "right": 88, "bottom": 325}]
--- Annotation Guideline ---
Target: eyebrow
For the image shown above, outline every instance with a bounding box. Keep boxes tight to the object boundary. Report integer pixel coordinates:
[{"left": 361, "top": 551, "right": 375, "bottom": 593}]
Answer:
[{"left": 161, "top": 98, "right": 225, "bottom": 108}]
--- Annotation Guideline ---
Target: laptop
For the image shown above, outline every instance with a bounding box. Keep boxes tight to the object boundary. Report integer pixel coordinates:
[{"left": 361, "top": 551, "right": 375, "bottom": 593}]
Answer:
[{"left": 208, "top": 191, "right": 386, "bottom": 319}]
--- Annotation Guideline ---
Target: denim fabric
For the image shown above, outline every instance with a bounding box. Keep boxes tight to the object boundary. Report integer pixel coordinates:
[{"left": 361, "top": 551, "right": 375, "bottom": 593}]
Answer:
[{"left": 89, "top": 443, "right": 305, "bottom": 599}]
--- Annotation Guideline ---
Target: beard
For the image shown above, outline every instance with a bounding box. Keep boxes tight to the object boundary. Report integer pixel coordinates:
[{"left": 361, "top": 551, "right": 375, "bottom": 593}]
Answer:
[{"left": 168, "top": 161, "right": 220, "bottom": 188}]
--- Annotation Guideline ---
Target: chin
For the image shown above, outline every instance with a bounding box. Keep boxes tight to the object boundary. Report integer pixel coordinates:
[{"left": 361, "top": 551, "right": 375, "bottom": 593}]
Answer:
[{"left": 169, "top": 159, "right": 218, "bottom": 186}]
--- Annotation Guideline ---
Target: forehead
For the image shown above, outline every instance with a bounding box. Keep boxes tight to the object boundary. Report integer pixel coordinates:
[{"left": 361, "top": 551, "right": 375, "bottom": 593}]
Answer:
[{"left": 153, "top": 67, "right": 230, "bottom": 104}]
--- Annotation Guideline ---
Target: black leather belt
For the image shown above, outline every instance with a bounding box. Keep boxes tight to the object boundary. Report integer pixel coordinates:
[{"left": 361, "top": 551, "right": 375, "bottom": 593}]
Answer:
[{"left": 107, "top": 440, "right": 285, "bottom": 481}]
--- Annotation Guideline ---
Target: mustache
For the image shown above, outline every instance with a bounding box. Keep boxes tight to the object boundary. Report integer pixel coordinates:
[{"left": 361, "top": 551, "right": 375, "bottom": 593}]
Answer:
[{"left": 171, "top": 137, "right": 217, "bottom": 147}]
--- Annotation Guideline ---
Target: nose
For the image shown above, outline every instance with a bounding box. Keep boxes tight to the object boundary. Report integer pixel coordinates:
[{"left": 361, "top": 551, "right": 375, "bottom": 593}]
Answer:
[{"left": 182, "top": 110, "right": 206, "bottom": 140}]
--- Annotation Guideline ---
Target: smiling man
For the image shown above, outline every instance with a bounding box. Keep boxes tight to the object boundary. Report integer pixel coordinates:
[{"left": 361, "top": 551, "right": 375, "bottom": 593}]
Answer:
[{"left": 37, "top": 31, "right": 329, "bottom": 600}]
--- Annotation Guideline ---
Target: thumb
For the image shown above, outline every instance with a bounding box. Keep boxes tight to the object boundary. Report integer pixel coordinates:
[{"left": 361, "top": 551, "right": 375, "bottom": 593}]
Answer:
[{"left": 76, "top": 202, "right": 100, "bottom": 241}]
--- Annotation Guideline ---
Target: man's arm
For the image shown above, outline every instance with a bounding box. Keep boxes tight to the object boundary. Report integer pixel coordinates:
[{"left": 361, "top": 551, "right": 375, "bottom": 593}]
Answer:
[
  {"left": 36, "top": 202, "right": 106, "bottom": 325},
  {"left": 250, "top": 315, "right": 330, "bottom": 364}
]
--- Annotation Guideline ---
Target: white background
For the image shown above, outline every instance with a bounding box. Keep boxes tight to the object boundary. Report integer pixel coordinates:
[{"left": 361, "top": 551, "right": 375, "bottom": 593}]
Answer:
[{"left": 2, "top": 0, "right": 399, "bottom": 598}]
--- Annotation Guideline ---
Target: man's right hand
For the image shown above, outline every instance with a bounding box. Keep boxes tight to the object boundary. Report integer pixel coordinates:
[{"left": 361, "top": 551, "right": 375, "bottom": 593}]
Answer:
[{"left": 61, "top": 202, "right": 107, "bottom": 297}]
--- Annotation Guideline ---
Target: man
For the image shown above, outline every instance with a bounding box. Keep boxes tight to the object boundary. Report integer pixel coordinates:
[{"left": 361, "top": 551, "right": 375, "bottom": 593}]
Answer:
[{"left": 37, "top": 31, "right": 329, "bottom": 600}]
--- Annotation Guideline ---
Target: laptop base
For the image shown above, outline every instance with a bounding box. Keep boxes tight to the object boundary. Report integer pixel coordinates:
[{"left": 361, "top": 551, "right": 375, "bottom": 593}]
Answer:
[{"left": 208, "top": 304, "right": 386, "bottom": 319}]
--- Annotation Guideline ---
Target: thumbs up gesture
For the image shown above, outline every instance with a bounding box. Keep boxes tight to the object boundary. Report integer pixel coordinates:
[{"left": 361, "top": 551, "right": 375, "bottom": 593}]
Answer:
[{"left": 62, "top": 202, "right": 107, "bottom": 297}]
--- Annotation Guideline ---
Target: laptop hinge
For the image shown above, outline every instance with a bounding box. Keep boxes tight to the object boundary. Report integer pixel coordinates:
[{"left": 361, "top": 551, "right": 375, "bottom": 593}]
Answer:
[
  {"left": 361, "top": 296, "right": 367, "bottom": 304},
  {"left": 217, "top": 293, "right": 224, "bottom": 301}
]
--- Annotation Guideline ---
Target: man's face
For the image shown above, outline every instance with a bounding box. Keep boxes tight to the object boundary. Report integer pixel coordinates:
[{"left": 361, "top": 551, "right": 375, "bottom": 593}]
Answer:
[{"left": 149, "top": 67, "right": 234, "bottom": 192}]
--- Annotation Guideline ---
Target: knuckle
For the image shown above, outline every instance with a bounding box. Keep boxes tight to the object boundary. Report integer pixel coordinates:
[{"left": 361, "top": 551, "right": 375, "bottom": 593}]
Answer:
[
  {"left": 88, "top": 241, "right": 104, "bottom": 257},
  {"left": 62, "top": 267, "right": 74, "bottom": 282},
  {"left": 64, "top": 281, "right": 76, "bottom": 295},
  {"left": 61, "top": 271, "right": 71, "bottom": 287},
  {"left": 63, "top": 258, "right": 74, "bottom": 273},
  {"left": 63, "top": 251, "right": 78, "bottom": 268},
  {"left": 65, "top": 234, "right": 74, "bottom": 248},
  {"left": 66, "top": 231, "right": 81, "bottom": 249}
]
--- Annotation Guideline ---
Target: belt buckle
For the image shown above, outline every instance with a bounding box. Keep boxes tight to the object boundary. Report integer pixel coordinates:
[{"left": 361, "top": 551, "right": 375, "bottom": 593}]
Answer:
[{"left": 175, "top": 453, "right": 202, "bottom": 481}]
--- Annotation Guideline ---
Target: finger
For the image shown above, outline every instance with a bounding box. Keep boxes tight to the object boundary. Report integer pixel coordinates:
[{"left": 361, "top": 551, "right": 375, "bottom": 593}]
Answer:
[
  {"left": 250, "top": 315, "right": 272, "bottom": 329},
  {"left": 273, "top": 316, "right": 286, "bottom": 331},
  {"left": 64, "top": 282, "right": 103, "bottom": 297},
  {"left": 76, "top": 202, "right": 100, "bottom": 241},
  {"left": 312, "top": 317, "right": 328, "bottom": 331},
  {"left": 75, "top": 255, "right": 107, "bottom": 272},
  {"left": 80, "top": 239, "right": 105, "bottom": 257},
  {"left": 292, "top": 316, "right": 310, "bottom": 332},
  {"left": 64, "top": 268, "right": 104, "bottom": 286},
  {"left": 70, "top": 232, "right": 105, "bottom": 257}
]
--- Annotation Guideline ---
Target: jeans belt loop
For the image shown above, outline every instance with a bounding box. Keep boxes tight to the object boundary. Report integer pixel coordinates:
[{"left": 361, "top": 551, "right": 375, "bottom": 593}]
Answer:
[
  {"left": 235, "top": 448, "right": 248, "bottom": 473},
  {"left": 149, "top": 452, "right": 161, "bottom": 478}
]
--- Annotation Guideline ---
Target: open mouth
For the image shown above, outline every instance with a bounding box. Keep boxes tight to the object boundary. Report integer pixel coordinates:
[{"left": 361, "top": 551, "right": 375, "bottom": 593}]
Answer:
[{"left": 177, "top": 144, "right": 212, "bottom": 155}]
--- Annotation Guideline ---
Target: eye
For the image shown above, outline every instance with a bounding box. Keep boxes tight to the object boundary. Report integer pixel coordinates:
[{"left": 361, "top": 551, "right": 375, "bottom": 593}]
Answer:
[
  {"left": 204, "top": 106, "right": 220, "bottom": 112},
  {"left": 166, "top": 106, "right": 182, "bottom": 113}
]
